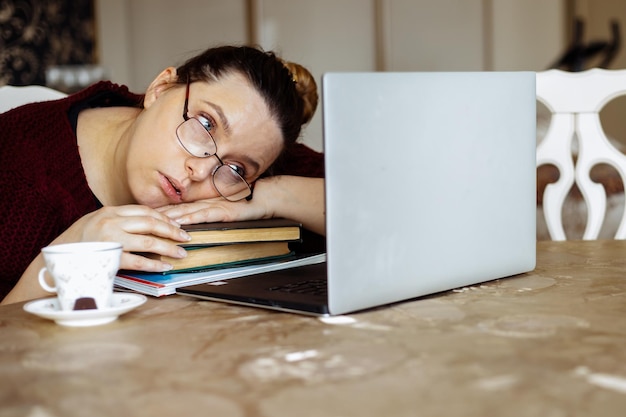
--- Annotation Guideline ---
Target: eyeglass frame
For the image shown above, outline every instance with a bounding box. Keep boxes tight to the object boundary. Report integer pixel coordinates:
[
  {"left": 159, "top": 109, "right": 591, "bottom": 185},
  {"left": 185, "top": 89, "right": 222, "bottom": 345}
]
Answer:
[{"left": 176, "top": 79, "right": 254, "bottom": 201}]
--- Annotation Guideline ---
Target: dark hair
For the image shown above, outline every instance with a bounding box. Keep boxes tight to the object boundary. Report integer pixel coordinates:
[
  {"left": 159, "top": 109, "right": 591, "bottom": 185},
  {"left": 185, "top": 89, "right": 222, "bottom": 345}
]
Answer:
[{"left": 176, "top": 45, "right": 316, "bottom": 147}]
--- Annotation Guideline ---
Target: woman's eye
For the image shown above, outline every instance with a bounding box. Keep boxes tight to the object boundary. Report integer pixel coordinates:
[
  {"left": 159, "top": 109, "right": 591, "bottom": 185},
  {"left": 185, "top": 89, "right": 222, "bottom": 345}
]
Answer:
[
  {"left": 197, "top": 115, "right": 214, "bottom": 133},
  {"left": 227, "top": 163, "right": 246, "bottom": 178}
]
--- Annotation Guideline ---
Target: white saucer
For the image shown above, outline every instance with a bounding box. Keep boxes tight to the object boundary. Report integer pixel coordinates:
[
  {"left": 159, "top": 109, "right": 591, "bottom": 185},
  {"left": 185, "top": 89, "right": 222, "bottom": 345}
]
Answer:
[{"left": 23, "top": 293, "right": 147, "bottom": 327}]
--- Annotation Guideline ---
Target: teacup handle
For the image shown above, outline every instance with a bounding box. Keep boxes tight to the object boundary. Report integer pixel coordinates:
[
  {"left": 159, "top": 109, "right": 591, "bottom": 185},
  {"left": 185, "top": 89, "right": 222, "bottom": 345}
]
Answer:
[{"left": 38, "top": 267, "right": 57, "bottom": 293}]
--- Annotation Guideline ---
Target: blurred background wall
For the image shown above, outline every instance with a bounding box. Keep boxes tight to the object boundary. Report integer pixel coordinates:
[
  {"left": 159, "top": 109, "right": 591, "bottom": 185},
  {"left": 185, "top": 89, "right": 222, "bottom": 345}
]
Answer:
[
  {"left": 1, "top": 0, "right": 624, "bottom": 151},
  {"left": 96, "top": 0, "right": 570, "bottom": 151}
]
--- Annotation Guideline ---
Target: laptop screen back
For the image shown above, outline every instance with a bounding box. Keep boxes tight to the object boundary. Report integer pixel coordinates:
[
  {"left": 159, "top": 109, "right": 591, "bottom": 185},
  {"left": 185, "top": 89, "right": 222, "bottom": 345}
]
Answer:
[{"left": 322, "top": 72, "right": 536, "bottom": 314}]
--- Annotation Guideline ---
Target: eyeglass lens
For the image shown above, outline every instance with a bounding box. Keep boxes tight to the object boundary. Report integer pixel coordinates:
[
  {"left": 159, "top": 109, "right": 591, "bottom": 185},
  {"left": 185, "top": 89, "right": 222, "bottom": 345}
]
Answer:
[{"left": 176, "top": 118, "right": 252, "bottom": 201}]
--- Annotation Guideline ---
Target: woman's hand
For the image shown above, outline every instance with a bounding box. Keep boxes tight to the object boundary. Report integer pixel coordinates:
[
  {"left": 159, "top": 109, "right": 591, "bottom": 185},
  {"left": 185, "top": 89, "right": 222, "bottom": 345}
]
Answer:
[
  {"left": 158, "top": 195, "right": 272, "bottom": 225},
  {"left": 158, "top": 175, "right": 326, "bottom": 236},
  {"left": 58, "top": 205, "right": 192, "bottom": 272}
]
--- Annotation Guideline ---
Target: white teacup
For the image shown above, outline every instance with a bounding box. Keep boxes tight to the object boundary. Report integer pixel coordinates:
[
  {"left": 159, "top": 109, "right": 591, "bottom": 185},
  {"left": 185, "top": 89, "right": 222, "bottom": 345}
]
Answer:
[{"left": 38, "top": 242, "right": 123, "bottom": 311}]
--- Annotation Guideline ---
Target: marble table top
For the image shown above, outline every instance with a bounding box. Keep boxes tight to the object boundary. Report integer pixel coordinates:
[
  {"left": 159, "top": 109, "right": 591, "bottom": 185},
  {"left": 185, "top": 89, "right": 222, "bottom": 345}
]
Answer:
[{"left": 1, "top": 240, "right": 625, "bottom": 417}]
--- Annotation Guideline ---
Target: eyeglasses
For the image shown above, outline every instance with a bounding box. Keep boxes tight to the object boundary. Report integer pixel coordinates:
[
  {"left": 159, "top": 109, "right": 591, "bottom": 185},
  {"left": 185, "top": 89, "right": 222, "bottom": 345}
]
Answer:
[{"left": 176, "top": 80, "right": 253, "bottom": 201}]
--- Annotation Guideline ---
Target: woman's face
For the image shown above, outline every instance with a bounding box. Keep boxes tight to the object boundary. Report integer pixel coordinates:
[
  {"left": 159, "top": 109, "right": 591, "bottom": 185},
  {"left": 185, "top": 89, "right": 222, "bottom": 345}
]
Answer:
[{"left": 127, "top": 70, "right": 283, "bottom": 207}]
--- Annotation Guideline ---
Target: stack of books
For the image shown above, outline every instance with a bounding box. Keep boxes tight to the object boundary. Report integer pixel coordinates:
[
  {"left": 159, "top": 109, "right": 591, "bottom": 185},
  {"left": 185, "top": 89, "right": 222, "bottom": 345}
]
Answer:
[
  {"left": 142, "top": 218, "right": 302, "bottom": 272},
  {"left": 115, "top": 218, "right": 325, "bottom": 296}
]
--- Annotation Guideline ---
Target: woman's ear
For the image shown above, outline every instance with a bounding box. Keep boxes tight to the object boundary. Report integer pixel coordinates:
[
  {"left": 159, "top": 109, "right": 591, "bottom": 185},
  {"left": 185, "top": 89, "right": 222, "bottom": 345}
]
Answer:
[{"left": 143, "top": 67, "right": 179, "bottom": 108}]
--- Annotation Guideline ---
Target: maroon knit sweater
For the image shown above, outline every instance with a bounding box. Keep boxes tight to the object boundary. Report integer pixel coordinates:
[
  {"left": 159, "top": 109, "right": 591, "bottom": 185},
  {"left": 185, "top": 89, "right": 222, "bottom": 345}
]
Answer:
[{"left": 0, "top": 81, "right": 324, "bottom": 299}]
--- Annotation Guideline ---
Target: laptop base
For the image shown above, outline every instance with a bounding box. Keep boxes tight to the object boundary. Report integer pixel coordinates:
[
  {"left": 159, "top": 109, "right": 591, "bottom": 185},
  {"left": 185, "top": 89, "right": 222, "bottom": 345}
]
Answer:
[{"left": 177, "top": 263, "right": 331, "bottom": 316}]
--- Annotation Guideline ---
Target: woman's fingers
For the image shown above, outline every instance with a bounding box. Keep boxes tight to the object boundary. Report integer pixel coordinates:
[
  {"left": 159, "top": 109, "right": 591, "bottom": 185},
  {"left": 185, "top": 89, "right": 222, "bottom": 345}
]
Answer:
[
  {"left": 165, "top": 204, "right": 231, "bottom": 224},
  {"left": 97, "top": 205, "right": 183, "bottom": 230},
  {"left": 158, "top": 200, "right": 267, "bottom": 225},
  {"left": 157, "top": 200, "right": 226, "bottom": 222},
  {"left": 120, "top": 251, "right": 178, "bottom": 273},
  {"left": 62, "top": 205, "right": 191, "bottom": 273},
  {"left": 82, "top": 206, "right": 187, "bottom": 240},
  {"left": 114, "top": 214, "right": 190, "bottom": 242}
]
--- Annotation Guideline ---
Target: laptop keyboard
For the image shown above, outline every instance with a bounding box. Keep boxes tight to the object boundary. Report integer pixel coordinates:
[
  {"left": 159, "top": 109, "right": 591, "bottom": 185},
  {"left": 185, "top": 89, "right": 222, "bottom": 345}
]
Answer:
[{"left": 268, "top": 279, "right": 328, "bottom": 297}]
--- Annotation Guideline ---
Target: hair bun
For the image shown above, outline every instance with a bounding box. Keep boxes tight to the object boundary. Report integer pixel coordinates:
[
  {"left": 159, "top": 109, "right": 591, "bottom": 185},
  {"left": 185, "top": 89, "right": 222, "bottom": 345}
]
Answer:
[{"left": 281, "top": 60, "right": 318, "bottom": 126}]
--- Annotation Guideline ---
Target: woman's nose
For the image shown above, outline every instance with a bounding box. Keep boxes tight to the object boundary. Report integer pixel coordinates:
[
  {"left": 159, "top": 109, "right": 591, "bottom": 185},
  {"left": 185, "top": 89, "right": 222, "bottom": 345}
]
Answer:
[{"left": 186, "top": 155, "right": 219, "bottom": 182}]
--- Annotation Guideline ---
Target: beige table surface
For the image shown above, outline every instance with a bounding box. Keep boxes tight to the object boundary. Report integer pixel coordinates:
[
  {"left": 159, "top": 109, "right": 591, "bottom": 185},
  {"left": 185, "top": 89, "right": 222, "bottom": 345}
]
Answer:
[{"left": 1, "top": 240, "right": 625, "bottom": 417}]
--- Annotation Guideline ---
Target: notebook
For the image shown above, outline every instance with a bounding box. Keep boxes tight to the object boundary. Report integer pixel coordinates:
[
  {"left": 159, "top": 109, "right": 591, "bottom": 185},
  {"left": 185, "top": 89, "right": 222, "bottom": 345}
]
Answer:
[{"left": 177, "top": 71, "right": 537, "bottom": 316}]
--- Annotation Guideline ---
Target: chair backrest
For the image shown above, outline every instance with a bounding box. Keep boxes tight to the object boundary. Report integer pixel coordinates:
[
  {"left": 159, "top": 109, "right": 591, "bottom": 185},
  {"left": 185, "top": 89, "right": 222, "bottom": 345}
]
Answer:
[
  {"left": 536, "top": 68, "right": 626, "bottom": 240},
  {"left": 0, "top": 85, "right": 67, "bottom": 113}
]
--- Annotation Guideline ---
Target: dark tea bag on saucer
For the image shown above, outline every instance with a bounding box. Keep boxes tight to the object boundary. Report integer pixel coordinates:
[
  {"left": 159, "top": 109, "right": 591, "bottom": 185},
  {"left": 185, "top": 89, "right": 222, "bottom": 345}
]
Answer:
[{"left": 73, "top": 297, "right": 98, "bottom": 310}]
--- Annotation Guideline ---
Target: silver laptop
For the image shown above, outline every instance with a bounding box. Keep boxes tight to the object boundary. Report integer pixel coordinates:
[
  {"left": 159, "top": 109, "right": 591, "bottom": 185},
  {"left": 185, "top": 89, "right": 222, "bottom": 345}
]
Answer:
[{"left": 177, "top": 71, "right": 537, "bottom": 316}]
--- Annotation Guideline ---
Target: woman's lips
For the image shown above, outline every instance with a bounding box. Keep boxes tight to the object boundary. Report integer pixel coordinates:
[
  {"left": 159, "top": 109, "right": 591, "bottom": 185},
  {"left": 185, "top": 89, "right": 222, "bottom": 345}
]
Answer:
[{"left": 159, "top": 173, "right": 185, "bottom": 203}]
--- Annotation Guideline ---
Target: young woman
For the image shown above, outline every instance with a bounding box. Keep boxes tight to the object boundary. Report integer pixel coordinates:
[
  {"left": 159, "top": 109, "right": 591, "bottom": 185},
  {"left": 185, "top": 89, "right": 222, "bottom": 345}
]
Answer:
[{"left": 0, "top": 45, "right": 325, "bottom": 304}]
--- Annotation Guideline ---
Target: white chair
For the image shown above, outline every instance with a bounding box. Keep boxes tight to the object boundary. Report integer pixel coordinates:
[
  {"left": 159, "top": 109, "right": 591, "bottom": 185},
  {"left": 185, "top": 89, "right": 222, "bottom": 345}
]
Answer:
[
  {"left": 536, "top": 68, "right": 626, "bottom": 240},
  {"left": 0, "top": 85, "right": 67, "bottom": 113}
]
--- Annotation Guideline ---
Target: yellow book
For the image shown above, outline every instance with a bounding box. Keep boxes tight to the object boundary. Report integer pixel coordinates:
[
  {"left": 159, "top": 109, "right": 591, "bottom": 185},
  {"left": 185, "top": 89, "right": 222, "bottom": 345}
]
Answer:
[
  {"left": 144, "top": 241, "right": 293, "bottom": 272},
  {"left": 180, "top": 218, "right": 301, "bottom": 247}
]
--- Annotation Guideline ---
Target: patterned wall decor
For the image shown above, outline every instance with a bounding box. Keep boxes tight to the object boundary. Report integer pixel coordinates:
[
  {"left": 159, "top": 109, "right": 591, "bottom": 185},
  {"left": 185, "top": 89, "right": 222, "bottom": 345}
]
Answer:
[{"left": 0, "top": 0, "right": 96, "bottom": 86}]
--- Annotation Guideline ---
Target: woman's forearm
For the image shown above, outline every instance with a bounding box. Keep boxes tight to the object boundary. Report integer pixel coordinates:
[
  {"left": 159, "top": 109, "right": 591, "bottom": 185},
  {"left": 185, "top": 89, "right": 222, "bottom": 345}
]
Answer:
[
  {"left": 1, "top": 255, "right": 48, "bottom": 305},
  {"left": 258, "top": 175, "right": 325, "bottom": 236},
  {"left": 156, "top": 175, "right": 326, "bottom": 236}
]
